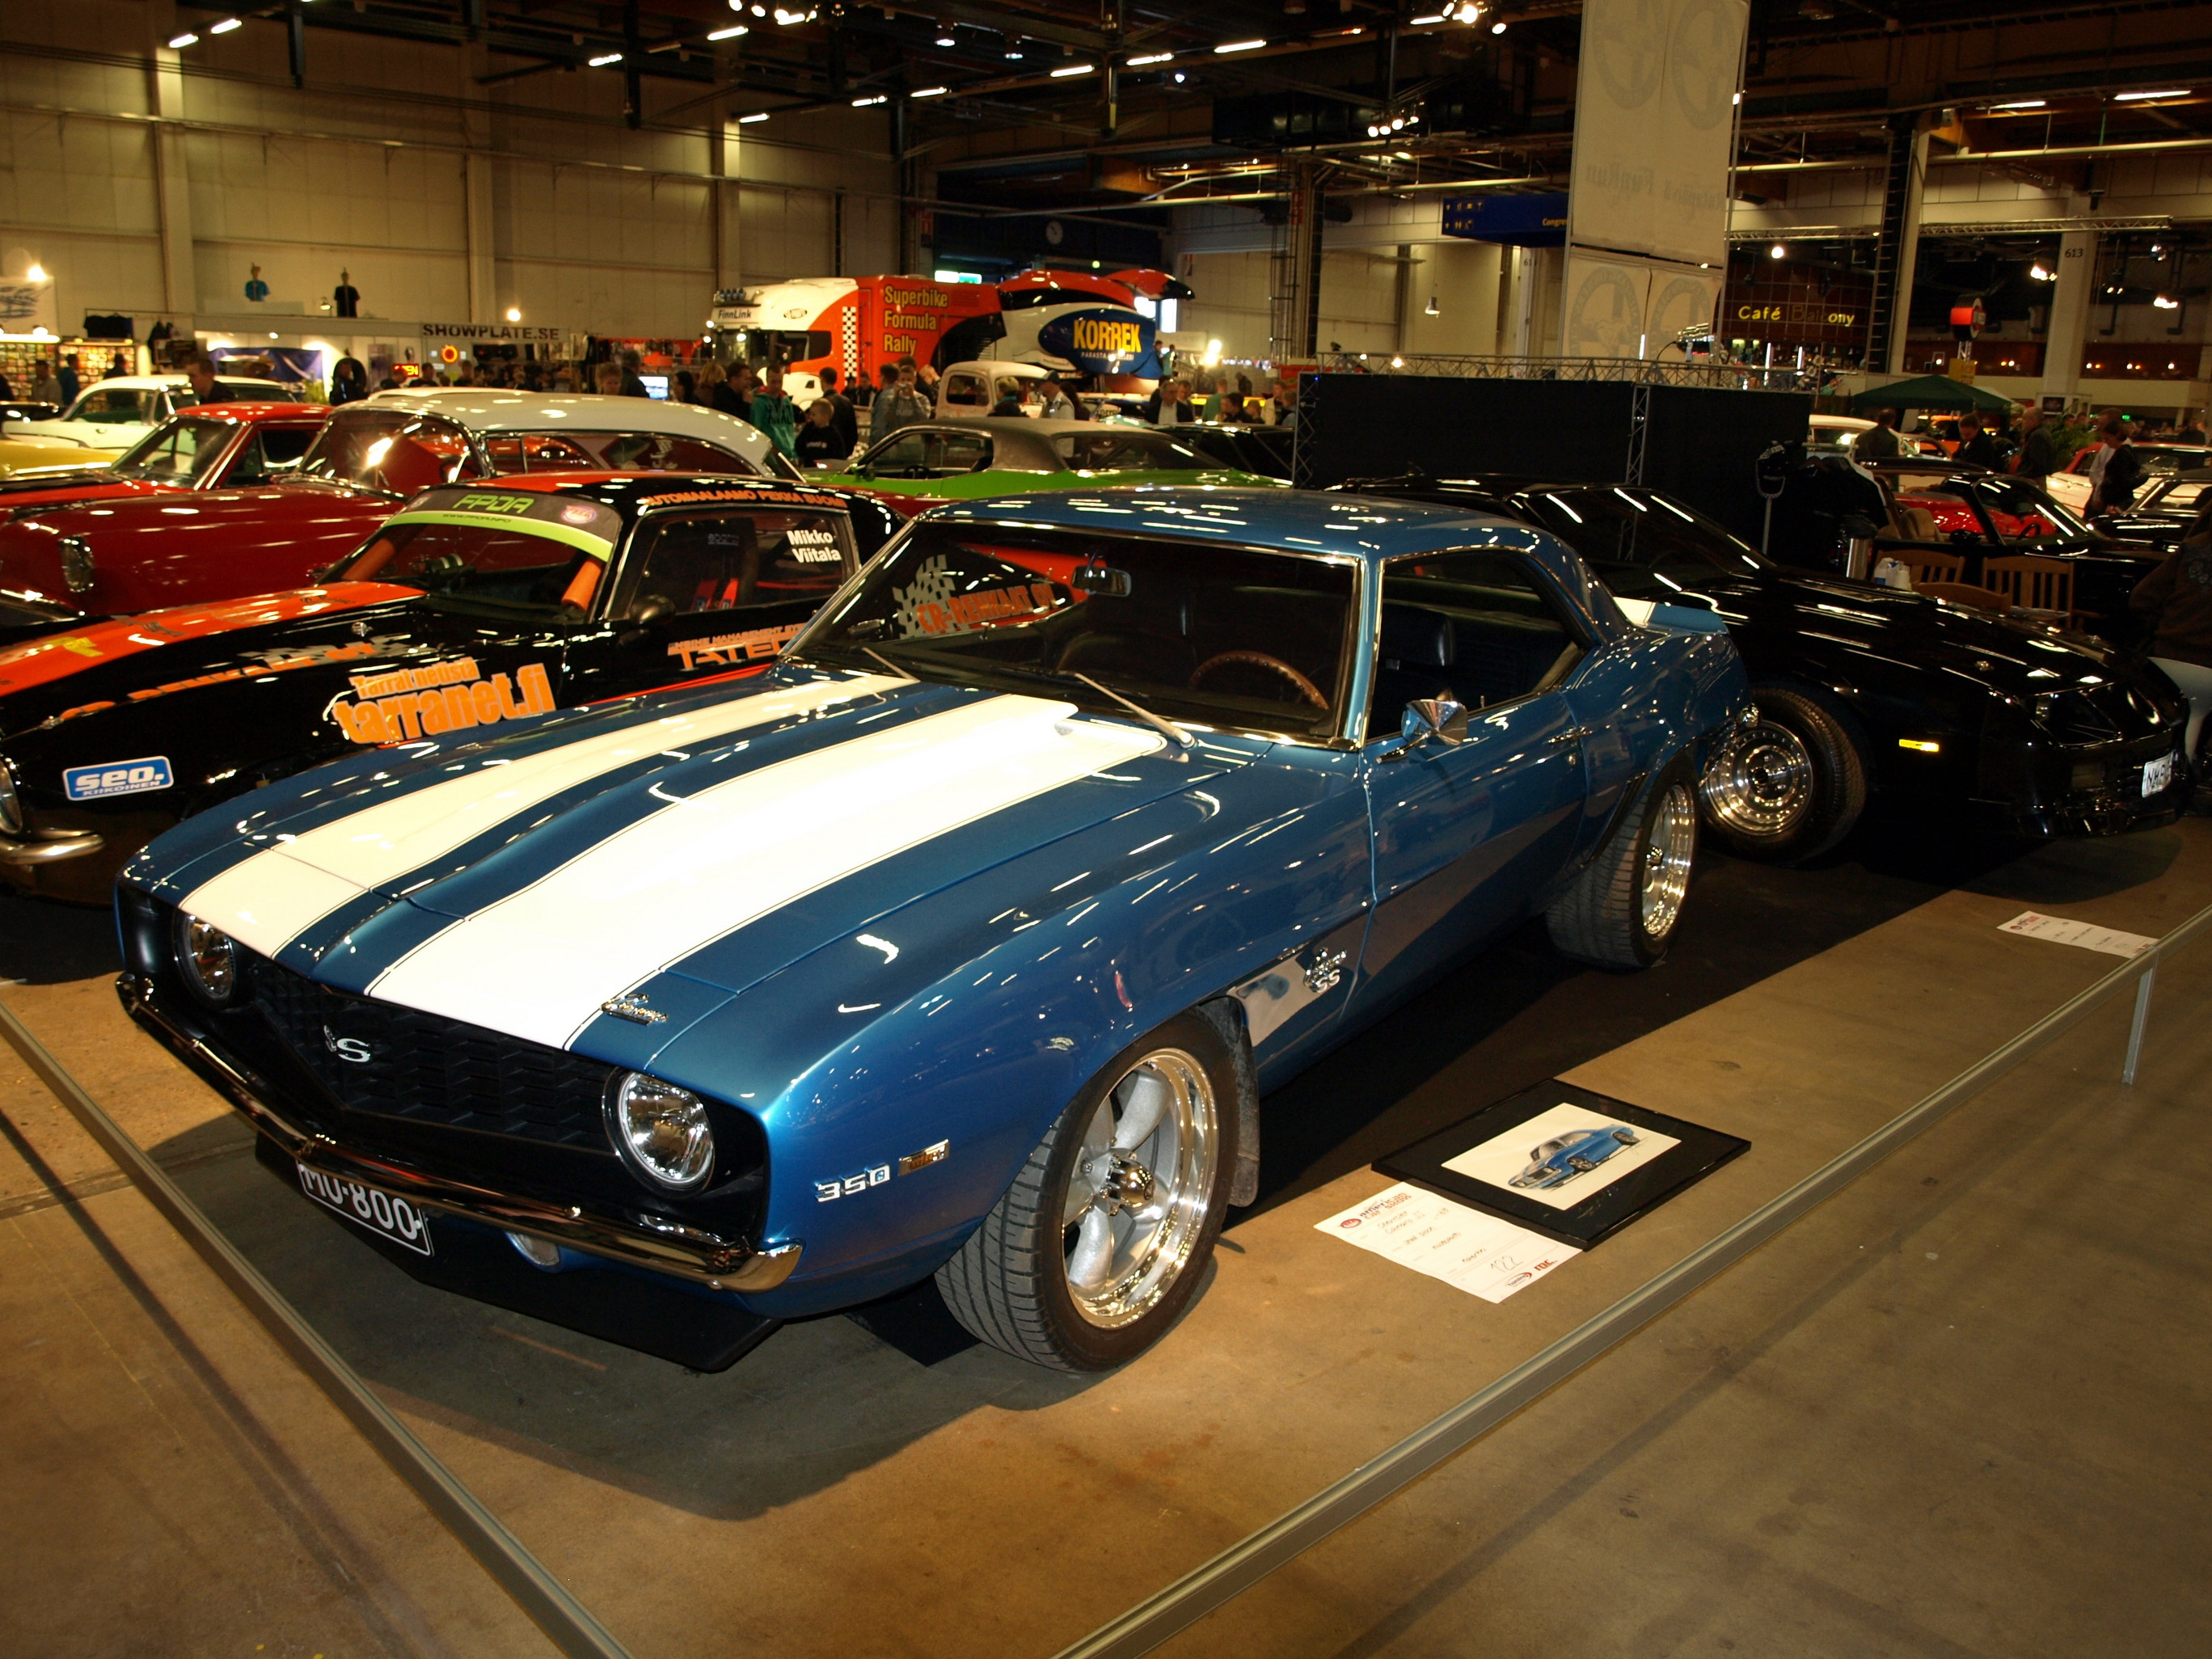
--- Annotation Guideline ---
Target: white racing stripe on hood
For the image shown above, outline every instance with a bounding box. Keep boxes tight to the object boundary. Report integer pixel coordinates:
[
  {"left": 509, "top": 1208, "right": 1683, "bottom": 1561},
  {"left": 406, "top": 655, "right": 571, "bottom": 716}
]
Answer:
[
  {"left": 365, "top": 694, "right": 1162, "bottom": 1049},
  {"left": 183, "top": 674, "right": 906, "bottom": 960}
]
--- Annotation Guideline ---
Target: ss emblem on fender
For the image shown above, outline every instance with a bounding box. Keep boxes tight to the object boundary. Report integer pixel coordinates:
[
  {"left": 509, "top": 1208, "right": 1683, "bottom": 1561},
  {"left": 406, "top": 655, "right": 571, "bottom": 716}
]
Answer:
[
  {"left": 322, "top": 1024, "right": 373, "bottom": 1065},
  {"left": 1304, "top": 948, "right": 1347, "bottom": 996}
]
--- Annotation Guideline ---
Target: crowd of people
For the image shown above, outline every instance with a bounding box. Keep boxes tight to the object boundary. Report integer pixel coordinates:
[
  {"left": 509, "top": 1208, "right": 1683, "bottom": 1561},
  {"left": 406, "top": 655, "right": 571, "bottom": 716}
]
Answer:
[{"left": 1853, "top": 402, "right": 2208, "bottom": 515}]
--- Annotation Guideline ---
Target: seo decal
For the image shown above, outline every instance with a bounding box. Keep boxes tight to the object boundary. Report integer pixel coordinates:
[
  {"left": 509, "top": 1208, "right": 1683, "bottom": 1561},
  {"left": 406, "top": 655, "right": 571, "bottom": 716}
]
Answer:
[{"left": 330, "top": 656, "right": 555, "bottom": 744}]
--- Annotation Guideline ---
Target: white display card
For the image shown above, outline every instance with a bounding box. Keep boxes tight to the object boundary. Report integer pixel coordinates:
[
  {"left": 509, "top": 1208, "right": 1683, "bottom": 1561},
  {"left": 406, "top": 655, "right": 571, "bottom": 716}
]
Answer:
[
  {"left": 1315, "top": 1183, "right": 1578, "bottom": 1303},
  {"left": 1437, "top": 1101, "right": 1679, "bottom": 1212},
  {"left": 1997, "top": 911, "right": 2157, "bottom": 958}
]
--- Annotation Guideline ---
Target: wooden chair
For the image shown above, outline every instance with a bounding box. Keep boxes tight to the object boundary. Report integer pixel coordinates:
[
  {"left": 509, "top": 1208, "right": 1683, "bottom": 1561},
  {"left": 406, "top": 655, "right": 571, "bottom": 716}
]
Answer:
[
  {"left": 1982, "top": 554, "right": 2074, "bottom": 622},
  {"left": 1895, "top": 549, "right": 1964, "bottom": 589},
  {"left": 1915, "top": 580, "right": 2009, "bottom": 614}
]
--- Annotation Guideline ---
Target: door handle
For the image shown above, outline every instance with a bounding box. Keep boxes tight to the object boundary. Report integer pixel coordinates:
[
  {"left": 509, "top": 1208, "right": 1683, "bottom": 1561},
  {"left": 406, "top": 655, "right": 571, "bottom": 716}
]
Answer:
[{"left": 1549, "top": 725, "right": 1594, "bottom": 746}]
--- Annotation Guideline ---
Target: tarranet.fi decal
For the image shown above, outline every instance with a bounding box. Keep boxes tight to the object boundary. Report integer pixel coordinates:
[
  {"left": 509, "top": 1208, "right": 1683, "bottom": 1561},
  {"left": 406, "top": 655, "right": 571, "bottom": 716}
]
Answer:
[
  {"left": 63, "top": 755, "right": 174, "bottom": 801},
  {"left": 330, "top": 656, "right": 555, "bottom": 745}
]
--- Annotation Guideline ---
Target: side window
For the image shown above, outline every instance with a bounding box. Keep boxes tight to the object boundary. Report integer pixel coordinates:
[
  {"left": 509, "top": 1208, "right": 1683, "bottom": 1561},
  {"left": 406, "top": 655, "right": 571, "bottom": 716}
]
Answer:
[
  {"left": 941, "top": 373, "right": 986, "bottom": 407},
  {"left": 613, "top": 512, "right": 853, "bottom": 622},
  {"left": 1369, "top": 551, "right": 1585, "bottom": 733},
  {"left": 927, "top": 430, "right": 993, "bottom": 474},
  {"left": 1513, "top": 489, "right": 1640, "bottom": 564},
  {"left": 73, "top": 389, "right": 151, "bottom": 423},
  {"left": 254, "top": 427, "right": 316, "bottom": 472},
  {"left": 864, "top": 432, "right": 931, "bottom": 475}
]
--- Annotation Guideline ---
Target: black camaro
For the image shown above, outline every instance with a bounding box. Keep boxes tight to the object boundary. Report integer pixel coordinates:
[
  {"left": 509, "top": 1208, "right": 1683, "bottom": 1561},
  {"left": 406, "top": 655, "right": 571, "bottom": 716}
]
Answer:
[
  {"left": 1340, "top": 476, "right": 2189, "bottom": 859},
  {"left": 0, "top": 473, "right": 900, "bottom": 903}
]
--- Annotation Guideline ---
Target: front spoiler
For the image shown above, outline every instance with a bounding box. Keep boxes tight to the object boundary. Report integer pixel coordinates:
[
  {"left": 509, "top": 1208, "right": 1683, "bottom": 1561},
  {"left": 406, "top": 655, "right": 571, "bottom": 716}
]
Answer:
[{"left": 116, "top": 972, "right": 803, "bottom": 1295}]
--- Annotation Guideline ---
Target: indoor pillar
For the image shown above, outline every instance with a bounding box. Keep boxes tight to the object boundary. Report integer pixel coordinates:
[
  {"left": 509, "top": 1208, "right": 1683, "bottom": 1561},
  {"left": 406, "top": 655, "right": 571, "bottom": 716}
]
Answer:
[
  {"left": 145, "top": 2, "right": 196, "bottom": 330},
  {"left": 2038, "top": 228, "right": 2097, "bottom": 412},
  {"left": 711, "top": 120, "right": 741, "bottom": 293},
  {"left": 464, "top": 154, "right": 496, "bottom": 322}
]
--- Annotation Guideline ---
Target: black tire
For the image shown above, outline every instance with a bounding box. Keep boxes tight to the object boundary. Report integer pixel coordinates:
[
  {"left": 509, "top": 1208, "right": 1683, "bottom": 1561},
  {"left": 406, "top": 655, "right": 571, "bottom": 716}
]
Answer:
[
  {"left": 1612, "top": 1129, "right": 1640, "bottom": 1145},
  {"left": 1566, "top": 1155, "right": 1597, "bottom": 1172},
  {"left": 936, "top": 1009, "right": 1239, "bottom": 1371},
  {"left": 1699, "top": 686, "right": 1867, "bottom": 863},
  {"left": 1546, "top": 758, "right": 1698, "bottom": 971}
]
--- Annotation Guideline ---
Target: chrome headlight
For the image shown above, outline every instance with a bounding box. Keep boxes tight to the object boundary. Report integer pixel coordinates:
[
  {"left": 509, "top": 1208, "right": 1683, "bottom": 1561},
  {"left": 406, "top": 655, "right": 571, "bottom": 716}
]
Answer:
[
  {"left": 172, "top": 911, "right": 241, "bottom": 1007},
  {"left": 604, "top": 1070, "right": 716, "bottom": 1193},
  {"left": 0, "top": 760, "right": 20, "bottom": 836},
  {"left": 59, "top": 536, "right": 95, "bottom": 595}
]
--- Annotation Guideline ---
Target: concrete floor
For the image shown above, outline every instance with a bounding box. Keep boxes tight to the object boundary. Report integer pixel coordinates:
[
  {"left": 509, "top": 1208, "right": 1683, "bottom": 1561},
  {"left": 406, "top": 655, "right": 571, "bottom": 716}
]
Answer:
[{"left": 0, "top": 821, "right": 2206, "bottom": 1658}]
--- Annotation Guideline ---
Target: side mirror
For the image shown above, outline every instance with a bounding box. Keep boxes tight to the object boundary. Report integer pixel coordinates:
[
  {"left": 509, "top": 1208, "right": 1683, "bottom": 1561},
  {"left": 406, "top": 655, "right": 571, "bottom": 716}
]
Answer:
[
  {"left": 1382, "top": 696, "right": 1468, "bottom": 759},
  {"left": 1071, "top": 560, "right": 1133, "bottom": 597}
]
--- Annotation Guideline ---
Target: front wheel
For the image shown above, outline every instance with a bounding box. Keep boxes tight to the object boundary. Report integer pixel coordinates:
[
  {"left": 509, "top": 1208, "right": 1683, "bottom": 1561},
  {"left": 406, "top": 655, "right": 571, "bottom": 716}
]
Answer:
[
  {"left": 937, "top": 1011, "right": 1238, "bottom": 1370},
  {"left": 1546, "top": 762, "right": 1698, "bottom": 970},
  {"left": 1699, "top": 688, "right": 1866, "bottom": 863}
]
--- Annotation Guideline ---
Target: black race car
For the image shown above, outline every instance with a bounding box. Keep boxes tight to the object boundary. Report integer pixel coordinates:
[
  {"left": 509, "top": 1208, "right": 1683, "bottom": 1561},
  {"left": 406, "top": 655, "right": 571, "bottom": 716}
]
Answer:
[
  {"left": 1339, "top": 476, "right": 2190, "bottom": 859},
  {"left": 0, "top": 472, "right": 901, "bottom": 904},
  {"left": 2105, "top": 468, "right": 2212, "bottom": 556}
]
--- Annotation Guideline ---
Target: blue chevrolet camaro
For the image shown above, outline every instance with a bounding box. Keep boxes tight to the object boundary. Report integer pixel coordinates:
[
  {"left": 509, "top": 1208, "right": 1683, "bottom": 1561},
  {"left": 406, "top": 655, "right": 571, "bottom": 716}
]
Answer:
[
  {"left": 1511, "top": 1125, "right": 1644, "bottom": 1190},
  {"left": 116, "top": 486, "right": 1747, "bottom": 1372}
]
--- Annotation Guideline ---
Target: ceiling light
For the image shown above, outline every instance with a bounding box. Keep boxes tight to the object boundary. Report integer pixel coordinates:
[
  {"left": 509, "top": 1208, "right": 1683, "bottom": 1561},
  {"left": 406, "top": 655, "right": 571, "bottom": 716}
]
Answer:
[
  {"left": 1128, "top": 52, "right": 1173, "bottom": 65},
  {"left": 26, "top": 264, "right": 46, "bottom": 282},
  {"left": 1411, "top": 14, "right": 1447, "bottom": 24},
  {"left": 1492, "top": 19, "right": 1507, "bottom": 32},
  {"left": 935, "top": 30, "right": 956, "bottom": 45},
  {"left": 2115, "top": 88, "right": 2191, "bottom": 101},
  {"left": 1004, "top": 49, "right": 1023, "bottom": 59},
  {"left": 914, "top": 86, "right": 948, "bottom": 98},
  {"left": 852, "top": 93, "right": 887, "bottom": 105},
  {"left": 1991, "top": 99, "right": 2045, "bottom": 110},
  {"left": 2154, "top": 294, "right": 2180, "bottom": 309},
  {"left": 707, "top": 26, "right": 748, "bottom": 39},
  {"left": 750, "top": 3, "right": 766, "bottom": 12},
  {"left": 1769, "top": 243, "right": 1786, "bottom": 259},
  {"left": 1214, "top": 39, "right": 1267, "bottom": 53},
  {"left": 1051, "top": 62, "right": 1094, "bottom": 77},
  {"left": 738, "top": 111, "right": 770, "bottom": 123},
  {"left": 1172, "top": 71, "right": 1185, "bottom": 82},
  {"left": 1425, "top": 295, "right": 1438, "bottom": 315},
  {"left": 1391, "top": 355, "right": 1404, "bottom": 368},
  {"left": 167, "top": 31, "right": 200, "bottom": 47},
  {"left": 1452, "top": 3, "right": 1482, "bottom": 22},
  {"left": 589, "top": 52, "right": 623, "bottom": 65},
  {"left": 505, "top": 307, "right": 521, "bottom": 323},
  {"left": 2030, "top": 260, "right": 2052, "bottom": 280},
  {"left": 209, "top": 17, "right": 243, "bottom": 33}
]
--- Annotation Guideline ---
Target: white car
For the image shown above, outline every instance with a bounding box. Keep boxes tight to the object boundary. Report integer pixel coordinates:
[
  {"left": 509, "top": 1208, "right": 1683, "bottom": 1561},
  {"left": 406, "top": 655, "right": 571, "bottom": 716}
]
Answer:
[
  {"left": 2046, "top": 441, "right": 2211, "bottom": 516},
  {"left": 366, "top": 385, "right": 800, "bottom": 480},
  {"left": 935, "top": 360, "right": 1053, "bottom": 418},
  {"left": 9, "top": 374, "right": 298, "bottom": 454},
  {"left": 1809, "top": 413, "right": 1873, "bottom": 451}
]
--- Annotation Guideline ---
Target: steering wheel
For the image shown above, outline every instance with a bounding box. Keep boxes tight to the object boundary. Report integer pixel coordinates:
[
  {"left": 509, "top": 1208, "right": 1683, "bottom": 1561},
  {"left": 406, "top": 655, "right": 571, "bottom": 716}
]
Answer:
[{"left": 1189, "top": 651, "right": 1328, "bottom": 711}]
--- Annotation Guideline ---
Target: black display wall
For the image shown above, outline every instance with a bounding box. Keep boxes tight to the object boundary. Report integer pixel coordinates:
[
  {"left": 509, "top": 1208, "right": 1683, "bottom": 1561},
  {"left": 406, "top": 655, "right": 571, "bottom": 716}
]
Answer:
[{"left": 1292, "top": 374, "right": 1812, "bottom": 545}]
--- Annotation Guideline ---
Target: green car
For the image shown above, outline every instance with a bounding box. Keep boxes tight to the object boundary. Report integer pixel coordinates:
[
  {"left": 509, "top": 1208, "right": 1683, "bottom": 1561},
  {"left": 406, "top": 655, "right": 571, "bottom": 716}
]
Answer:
[{"left": 813, "top": 416, "right": 1285, "bottom": 509}]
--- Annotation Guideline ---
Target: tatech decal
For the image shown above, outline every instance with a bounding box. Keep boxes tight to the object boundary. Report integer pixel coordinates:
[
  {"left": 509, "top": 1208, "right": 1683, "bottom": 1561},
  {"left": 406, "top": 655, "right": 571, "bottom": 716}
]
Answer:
[
  {"left": 667, "top": 623, "right": 805, "bottom": 671},
  {"left": 62, "top": 755, "right": 173, "bottom": 801},
  {"left": 330, "top": 657, "right": 555, "bottom": 744}
]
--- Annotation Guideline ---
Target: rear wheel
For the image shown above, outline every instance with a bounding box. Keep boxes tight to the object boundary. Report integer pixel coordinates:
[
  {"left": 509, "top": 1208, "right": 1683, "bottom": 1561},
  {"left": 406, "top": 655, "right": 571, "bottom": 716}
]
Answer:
[
  {"left": 1546, "top": 762, "right": 1698, "bottom": 970},
  {"left": 937, "top": 1011, "right": 1237, "bottom": 1370},
  {"left": 1700, "top": 687, "right": 1866, "bottom": 862}
]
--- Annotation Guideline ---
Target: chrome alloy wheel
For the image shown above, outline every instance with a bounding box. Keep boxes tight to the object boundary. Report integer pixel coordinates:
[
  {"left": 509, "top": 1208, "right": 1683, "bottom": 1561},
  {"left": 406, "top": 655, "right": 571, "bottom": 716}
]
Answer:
[
  {"left": 1699, "top": 720, "right": 1815, "bottom": 838},
  {"left": 1061, "top": 1048, "right": 1220, "bottom": 1329},
  {"left": 1640, "top": 783, "right": 1696, "bottom": 939}
]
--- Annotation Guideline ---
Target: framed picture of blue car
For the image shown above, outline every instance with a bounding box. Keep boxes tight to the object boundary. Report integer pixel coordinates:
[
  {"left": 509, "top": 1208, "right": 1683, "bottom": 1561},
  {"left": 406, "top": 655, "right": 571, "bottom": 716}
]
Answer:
[{"left": 1377, "top": 1081, "right": 1749, "bottom": 1248}]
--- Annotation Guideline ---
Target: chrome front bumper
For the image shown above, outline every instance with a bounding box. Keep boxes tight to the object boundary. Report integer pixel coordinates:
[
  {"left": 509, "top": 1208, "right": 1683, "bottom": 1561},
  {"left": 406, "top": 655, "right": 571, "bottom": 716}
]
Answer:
[
  {"left": 116, "top": 973, "right": 803, "bottom": 1294},
  {"left": 0, "top": 829, "right": 103, "bottom": 865}
]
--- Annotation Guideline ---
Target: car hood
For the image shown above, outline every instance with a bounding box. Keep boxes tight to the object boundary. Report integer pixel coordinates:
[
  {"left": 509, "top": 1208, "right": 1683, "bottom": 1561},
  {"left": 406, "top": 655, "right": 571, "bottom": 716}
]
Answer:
[
  {"left": 1726, "top": 568, "right": 2138, "bottom": 700},
  {"left": 0, "top": 473, "right": 380, "bottom": 536},
  {"left": 132, "top": 673, "right": 1254, "bottom": 1051},
  {"left": 815, "top": 466, "right": 1282, "bottom": 498}
]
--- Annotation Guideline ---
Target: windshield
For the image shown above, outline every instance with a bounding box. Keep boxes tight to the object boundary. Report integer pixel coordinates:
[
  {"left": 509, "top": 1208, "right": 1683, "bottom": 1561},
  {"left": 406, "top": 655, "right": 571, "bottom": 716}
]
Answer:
[
  {"left": 2137, "top": 445, "right": 2210, "bottom": 475},
  {"left": 1053, "top": 428, "right": 1210, "bottom": 471},
  {"left": 716, "top": 327, "right": 832, "bottom": 366},
  {"left": 68, "top": 387, "right": 159, "bottom": 424},
  {"left": 298, "top": 408, "right": 483, "bottom": 494},
  {"left": 333, "top": 485, "right": 623, "bottom": 618},
  {"left": 794, "top": 521, "right": 1356, "bottom": 740},
  {"left": 1511, "top": 488, "right": 1762, "bottom": 579},
  {"left": 115, "top": 417, "right": 234, "bottom": 485},
  {"left": 2145, "top": 478, "right": 2211, "bottom": 516},
  {"left": 481, "top": 430, "right": 766, "bottom": 475}
]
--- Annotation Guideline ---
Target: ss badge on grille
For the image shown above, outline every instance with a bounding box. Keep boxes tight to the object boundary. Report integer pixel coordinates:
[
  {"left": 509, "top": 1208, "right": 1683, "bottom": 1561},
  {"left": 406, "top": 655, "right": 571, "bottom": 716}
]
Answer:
[{"left": 322, "top": 1024, "right": 373, "bottom": 1065}]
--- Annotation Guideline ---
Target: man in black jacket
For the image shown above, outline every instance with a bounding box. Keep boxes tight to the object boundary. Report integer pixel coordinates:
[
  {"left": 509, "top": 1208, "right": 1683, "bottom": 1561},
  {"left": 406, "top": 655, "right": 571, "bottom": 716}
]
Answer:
[{"left": 816, "top": 367, "right": 859, "bottom": 451}]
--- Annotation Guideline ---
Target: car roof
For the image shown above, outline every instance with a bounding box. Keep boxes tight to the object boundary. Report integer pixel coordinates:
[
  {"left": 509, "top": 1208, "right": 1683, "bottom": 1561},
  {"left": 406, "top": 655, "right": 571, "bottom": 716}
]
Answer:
[
  {"left": 357, "top": 389, "right": 775, "bottom": 465},
  {"left": 403, "top": 470, "right": 859, "bottom": 518},
  {"left": 924, "top": 483, "right": 1530, "bottom": 565},
  {"left": 173, "top": 401, "right": 329, "bottom": 424},
  {"left": 78, "top": 375, "right": 289, "bottom": 392}
]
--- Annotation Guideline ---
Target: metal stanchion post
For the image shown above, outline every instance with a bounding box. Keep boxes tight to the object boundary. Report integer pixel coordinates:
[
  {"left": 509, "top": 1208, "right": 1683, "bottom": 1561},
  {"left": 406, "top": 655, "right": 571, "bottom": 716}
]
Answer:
[{"left": 2121, "top": 962, "right": 2157, "bottom": 1085}]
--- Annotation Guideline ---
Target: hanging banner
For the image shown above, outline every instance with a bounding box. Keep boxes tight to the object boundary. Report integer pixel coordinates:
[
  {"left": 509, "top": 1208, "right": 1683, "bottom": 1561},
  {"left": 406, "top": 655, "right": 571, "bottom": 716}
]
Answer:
[
  {"left": 1035, "top": 308, "right": 1162, "bottom": 378},
  {"left": 419, "top": 321, "right": 565, "bottom": 345},
  {"left": 1561, "top": 253, "right": 1719, "bottom": 359},
  {"left": 1568, "top": 0, "right": 1747, "bottom": 268}
]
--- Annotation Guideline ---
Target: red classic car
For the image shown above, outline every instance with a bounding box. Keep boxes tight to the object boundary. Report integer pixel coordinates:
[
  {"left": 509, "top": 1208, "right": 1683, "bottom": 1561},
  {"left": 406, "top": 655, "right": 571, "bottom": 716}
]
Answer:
[
  {"left": 0, "top": 403, "right": 330, "bottom": 516},
  {"left": 0, "top": 390, "right": 785, "bottom": 618}
]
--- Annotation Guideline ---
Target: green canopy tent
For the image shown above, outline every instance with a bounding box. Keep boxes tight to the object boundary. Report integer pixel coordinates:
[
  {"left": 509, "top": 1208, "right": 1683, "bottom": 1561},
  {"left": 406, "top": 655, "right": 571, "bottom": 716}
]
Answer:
[{"left": 1848, "top": 374, "right": 2016, "bottom": 415}]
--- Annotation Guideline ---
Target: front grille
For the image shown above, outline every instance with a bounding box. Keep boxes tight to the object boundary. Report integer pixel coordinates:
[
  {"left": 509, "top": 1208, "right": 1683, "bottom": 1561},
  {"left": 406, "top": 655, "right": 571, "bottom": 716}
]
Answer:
[{"left": 250, "top": 955, "right": 616, "bottom": 1148}]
